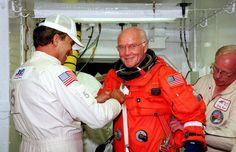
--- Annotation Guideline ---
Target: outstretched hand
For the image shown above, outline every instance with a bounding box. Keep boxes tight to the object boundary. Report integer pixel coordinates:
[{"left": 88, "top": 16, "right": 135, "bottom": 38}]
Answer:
[{"left": 110, "top": 88, "right": 125, "bottom": 104}]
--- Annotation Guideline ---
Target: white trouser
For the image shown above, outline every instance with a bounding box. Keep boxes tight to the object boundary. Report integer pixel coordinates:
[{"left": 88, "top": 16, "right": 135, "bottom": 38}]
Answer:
[{"left": 20, "top": 133, "right": 83, "bottom": 152}]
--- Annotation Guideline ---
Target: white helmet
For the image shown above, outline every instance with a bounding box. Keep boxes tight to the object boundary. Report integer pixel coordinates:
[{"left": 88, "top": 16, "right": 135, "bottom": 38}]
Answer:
[{"left": 39, "top": 14, "right": 84, "bottom": 49}]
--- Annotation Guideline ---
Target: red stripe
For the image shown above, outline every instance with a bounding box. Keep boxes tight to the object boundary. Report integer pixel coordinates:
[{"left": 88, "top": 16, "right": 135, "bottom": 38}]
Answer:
[{"left": 64, "top": 77, "right": 76, "bottom": 86}]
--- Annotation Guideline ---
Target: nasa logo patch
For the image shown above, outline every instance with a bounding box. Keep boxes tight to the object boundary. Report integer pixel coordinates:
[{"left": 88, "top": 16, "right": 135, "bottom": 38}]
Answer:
[
  {"left": 13, "top": 68, "right": 25, "bottom": 79},
  {"left": 210, "top": 110, "right": 224, "bottom": 125}
]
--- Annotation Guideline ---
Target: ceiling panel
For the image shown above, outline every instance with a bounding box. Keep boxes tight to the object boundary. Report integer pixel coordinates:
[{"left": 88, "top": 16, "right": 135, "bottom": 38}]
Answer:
[{"left": 10, "top": 0, "right": 234, "bottom": 31}]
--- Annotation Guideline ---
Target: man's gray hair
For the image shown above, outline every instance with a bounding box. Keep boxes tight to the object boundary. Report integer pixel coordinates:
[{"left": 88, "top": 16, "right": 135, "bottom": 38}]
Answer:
[{"left": 215, "top": 45, "right": 236, "bottom": 57}]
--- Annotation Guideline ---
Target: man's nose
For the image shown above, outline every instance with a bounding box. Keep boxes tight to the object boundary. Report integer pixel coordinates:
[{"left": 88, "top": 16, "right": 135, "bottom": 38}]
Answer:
[
  {"left": 124, "top": 46, "right": 131, "bottom": 55},
  {"left": 214, "top": 70, "right": 223, "bottom": 78}
]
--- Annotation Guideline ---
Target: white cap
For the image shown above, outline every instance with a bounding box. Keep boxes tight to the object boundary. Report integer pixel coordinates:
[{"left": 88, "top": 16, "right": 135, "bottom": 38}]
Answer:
[{"left": 39, "top": 15, "right": 84, "bottom": 48}]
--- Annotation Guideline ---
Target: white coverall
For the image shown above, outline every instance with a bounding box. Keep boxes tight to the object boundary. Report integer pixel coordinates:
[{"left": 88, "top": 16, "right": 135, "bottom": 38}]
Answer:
[
  {"left": 194, "top": 74, "right": 236, "bottom": 152},
  {"left": 10, "top": 51, "right": 121, "bottom": 152}
]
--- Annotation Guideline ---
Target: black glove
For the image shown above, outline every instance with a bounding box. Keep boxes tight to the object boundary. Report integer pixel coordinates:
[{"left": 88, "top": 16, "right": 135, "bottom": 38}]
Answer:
[{"left": 184, "top": 140, "right": 205, "bottom": 152}]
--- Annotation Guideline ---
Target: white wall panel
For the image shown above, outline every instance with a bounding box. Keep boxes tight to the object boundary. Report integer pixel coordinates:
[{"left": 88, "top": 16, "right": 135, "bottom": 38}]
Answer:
[{"left": 0, "top": 0, "right": 10, "bottom": 152}]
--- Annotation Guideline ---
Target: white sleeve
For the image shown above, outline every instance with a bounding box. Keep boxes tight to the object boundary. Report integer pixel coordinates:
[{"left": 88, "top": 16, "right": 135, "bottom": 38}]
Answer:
[{"left": 53, "top": 70, "right": 121, "bottom": 129}]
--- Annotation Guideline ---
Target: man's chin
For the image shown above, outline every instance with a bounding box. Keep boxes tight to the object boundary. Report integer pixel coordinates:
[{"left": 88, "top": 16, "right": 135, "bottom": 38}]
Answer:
[
  {"left": 124, "top": 63, "right": 134, "bottom": 68},
  {"left": 215, "top": 81, "right": 226, "bottom": 86},
  {"left": 61, "top": 58, "right": 67, "bottom": 65}
]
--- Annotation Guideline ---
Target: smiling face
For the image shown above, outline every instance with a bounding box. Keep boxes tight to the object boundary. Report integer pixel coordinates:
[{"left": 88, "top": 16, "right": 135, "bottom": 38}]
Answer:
[
  {"left": 54, "top": 34, "right": 74, "bottom": 64},
  {"left": 116, "top": 27, "right": 148, "bottom": 68}
]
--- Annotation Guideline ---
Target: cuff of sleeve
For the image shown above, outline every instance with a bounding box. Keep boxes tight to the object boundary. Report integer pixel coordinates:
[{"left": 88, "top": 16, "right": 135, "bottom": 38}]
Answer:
[{"left": 183, "top": 126, "right": 206, "bottom": 148}]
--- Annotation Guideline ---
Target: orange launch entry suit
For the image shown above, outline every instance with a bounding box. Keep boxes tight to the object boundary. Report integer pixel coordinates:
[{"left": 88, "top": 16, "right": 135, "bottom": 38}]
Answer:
[{"left": 98, "top": 52, "right": 206, "bottom": 152}]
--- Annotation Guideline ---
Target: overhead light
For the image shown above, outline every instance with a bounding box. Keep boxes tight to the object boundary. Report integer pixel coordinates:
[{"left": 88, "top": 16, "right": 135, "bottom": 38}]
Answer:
[
  {"left": 72, "top": 17, "right": 176, "bottom": 23},
  {"left": 34, "top": 2, "right": 184, "bottom": 23}
]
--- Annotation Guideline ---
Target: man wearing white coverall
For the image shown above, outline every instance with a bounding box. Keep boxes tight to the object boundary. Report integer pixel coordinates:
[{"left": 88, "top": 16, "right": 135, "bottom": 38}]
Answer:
[
  {"left": 194, "top": 45, "right": 236, "bottom": 152},
  {"left": 10, "top": 15, "right": 124, "bottom": 152}
]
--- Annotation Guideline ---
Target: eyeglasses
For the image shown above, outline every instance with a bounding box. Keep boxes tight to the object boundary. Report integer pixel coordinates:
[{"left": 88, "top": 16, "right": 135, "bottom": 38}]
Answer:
[
  {"left": 212, "top": 64, "right": 235, "bottom": 78},
  {"left": 116, "top": 41, "right": 146, "bottom": 51}
]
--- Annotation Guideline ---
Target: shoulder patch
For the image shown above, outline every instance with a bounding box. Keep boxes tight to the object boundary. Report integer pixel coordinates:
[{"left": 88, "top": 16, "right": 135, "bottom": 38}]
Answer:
[
  {"left": 58, "top": 71, "right": 77, "bottom": 86},
  {"left": 13, "top": 67, "right": 33, "bottom": 80},
  {"left": 13, "top": 68, "right": 26, "bottom": 79},
  {"left": 166, "top": 73, "right": 185, "bottom": 87}
]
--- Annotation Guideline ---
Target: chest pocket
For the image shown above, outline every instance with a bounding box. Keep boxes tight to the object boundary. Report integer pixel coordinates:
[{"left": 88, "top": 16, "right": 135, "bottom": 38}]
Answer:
[
  {"left": 125, "top": 81, "right": 171, "bottom": 116},
  {"left": 209, "top": 97, "right": 231, "bottom": 126}
]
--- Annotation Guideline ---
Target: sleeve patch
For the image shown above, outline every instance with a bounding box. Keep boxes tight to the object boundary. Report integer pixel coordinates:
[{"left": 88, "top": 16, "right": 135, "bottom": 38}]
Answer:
[
  {"left": 167, "top": 74, "right": 185, "bottom": 87},
  {"left": 13, "top": 67, "right": 33, "bottom": 80},
  {"left": 13, "top": 68, "right": 26, "bottom": 79},
  {"left": 58, "top": 71, "right": 77, "bottom": 86}
]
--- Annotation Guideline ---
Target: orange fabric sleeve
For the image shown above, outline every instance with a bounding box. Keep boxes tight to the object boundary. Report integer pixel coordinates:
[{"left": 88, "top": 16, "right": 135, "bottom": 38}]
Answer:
[
  {"left": 98, "top": 69, "right": 122, "bottom": 95},
  {"left": 157, "top": 64, "right": 206, "bottom": 145}
]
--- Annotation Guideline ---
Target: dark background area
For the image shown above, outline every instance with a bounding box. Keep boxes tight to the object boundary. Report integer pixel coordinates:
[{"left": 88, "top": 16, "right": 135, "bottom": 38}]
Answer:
[{"left": 77, "top": 62, "right": 115, "bottom": 76}]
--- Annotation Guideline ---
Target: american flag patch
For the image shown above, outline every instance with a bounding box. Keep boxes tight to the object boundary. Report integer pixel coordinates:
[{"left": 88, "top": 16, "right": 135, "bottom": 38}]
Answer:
[
  {"left": 58, "top": 71, "right": 77, "bottom": 86},
  {"left": 167, "top": 73, "right": 185, "bottom": 87}
]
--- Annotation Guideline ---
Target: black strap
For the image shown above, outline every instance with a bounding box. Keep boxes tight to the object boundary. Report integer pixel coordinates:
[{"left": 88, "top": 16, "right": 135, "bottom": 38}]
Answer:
[
  {"left": 184, "top": 132, "right": 204, "bottom": 138},
  {"left": 95, "top": 135, "right": 114, "bottom": 152}
]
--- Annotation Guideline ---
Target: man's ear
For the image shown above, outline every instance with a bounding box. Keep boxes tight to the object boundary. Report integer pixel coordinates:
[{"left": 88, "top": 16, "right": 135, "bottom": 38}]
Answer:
[
  {"left": 144, "top": 41, "right": 149, "bottom": 53},
  {"left": 52, "top": 34, "right": 60, "bottom": 47}
]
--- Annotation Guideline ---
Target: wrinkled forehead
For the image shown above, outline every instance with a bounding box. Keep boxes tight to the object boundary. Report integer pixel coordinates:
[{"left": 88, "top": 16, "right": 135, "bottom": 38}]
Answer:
[
  {"left": 216, "top": 53, "right": 236, "bottom": 62},
  {"left": 118, "top": 30, "right": 142, "bottom": 44}
]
